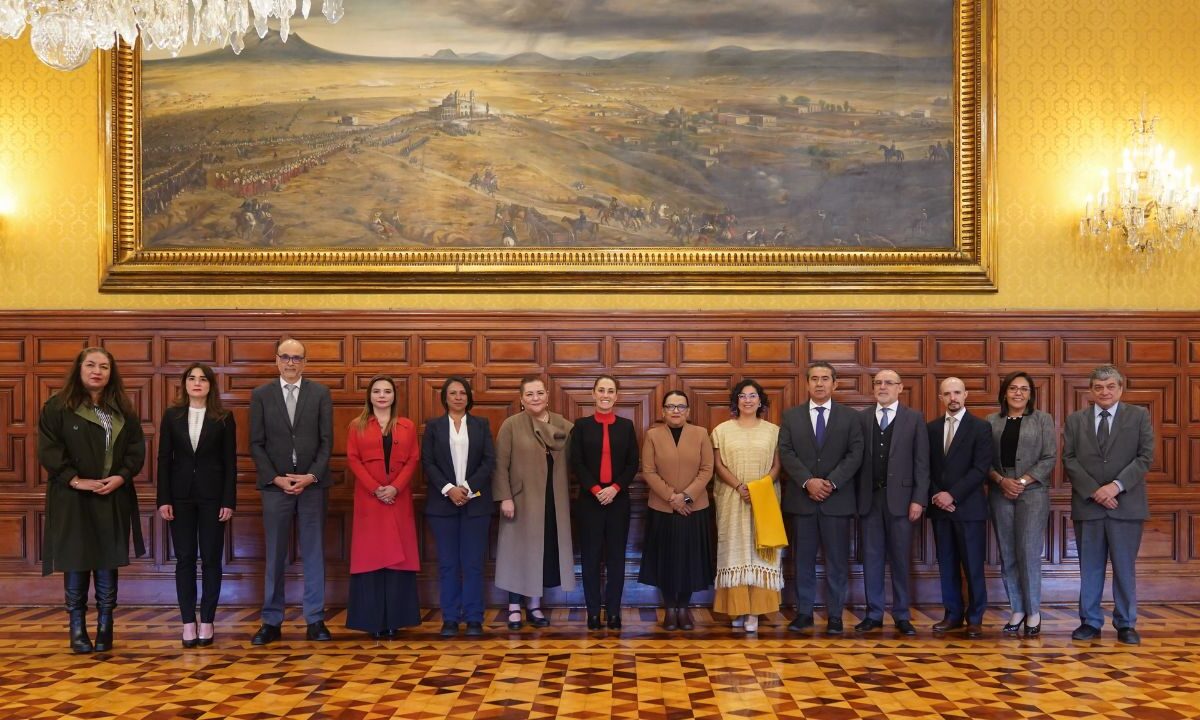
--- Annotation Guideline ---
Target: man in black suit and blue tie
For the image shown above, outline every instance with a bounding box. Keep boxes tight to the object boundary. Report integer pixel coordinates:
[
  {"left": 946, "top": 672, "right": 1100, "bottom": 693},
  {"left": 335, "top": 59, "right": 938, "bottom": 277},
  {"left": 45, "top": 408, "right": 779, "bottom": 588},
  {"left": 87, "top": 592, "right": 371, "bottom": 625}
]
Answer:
[
  {"left": 927, "top": 377, "right": 993, "bottom": 638},
  {"left": 1064, "top": 365, "right": 1154, "bottom": 645},
  {"left": 779, "top": 361, "right": 864, "bottom": 635},
  {"left": 249, "top": 337, "right": 333, "bottom": 645}
]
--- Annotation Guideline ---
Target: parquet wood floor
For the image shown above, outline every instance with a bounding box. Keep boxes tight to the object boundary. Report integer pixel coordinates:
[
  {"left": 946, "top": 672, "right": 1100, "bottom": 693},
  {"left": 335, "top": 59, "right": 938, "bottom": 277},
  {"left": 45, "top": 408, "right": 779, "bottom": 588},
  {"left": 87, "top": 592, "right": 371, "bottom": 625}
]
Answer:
[{"left": 2, "top": 605, "right": 1199, "bottom": 719}]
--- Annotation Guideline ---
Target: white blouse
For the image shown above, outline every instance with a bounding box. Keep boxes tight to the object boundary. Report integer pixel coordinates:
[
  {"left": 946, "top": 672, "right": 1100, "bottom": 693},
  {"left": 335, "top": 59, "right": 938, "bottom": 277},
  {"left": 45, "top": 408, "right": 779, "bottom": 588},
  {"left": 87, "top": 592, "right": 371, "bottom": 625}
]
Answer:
[
  {"left": 448, "top": 416, "right": 470, "bottom": 492},
  {"left": 188, "top": 407, "right": 206, "bottom": 450}
]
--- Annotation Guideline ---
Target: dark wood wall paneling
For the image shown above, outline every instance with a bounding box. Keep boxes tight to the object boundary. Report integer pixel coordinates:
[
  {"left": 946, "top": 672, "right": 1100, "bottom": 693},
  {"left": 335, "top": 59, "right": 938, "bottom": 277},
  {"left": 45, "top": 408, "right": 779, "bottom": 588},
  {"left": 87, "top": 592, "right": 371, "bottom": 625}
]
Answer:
[{"left": 0, "top": 311, "right": 1197, "bottom": 607}]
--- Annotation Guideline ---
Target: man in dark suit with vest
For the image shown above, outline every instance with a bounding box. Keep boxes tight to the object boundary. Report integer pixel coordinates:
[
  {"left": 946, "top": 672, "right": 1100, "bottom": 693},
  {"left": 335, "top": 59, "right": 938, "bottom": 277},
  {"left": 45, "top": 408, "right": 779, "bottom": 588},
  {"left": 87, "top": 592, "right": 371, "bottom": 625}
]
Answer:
[
  {"left": 779, "top": 361, "right": 864, "bottom": 635},
  {"left": 249, "top": 337, "right": 334, "bottom": 645},
  {"left": 855, "top": 369, "right": 929, "bottom": 635},
  {"left": 1064, "top": 364, "right": 1154, "bottom": 645},
  {"left": 927, "top": 376, "right": 993, "bottom": 638}
]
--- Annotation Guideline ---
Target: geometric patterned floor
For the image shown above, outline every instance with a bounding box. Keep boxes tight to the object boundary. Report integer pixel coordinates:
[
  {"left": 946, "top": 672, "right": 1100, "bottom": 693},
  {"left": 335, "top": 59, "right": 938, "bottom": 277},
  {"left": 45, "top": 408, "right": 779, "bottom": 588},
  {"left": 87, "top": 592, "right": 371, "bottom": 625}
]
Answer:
[{"left": 2, "top": 605, "right": 1199, "bottom": 719}]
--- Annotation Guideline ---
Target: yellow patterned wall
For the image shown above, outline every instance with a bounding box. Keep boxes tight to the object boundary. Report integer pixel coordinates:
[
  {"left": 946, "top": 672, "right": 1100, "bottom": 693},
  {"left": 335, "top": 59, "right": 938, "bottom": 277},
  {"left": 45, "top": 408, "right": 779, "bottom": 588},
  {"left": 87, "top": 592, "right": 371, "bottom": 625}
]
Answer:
[{"left": 1, "top": 0, "right": 1198, "bottom": 311}]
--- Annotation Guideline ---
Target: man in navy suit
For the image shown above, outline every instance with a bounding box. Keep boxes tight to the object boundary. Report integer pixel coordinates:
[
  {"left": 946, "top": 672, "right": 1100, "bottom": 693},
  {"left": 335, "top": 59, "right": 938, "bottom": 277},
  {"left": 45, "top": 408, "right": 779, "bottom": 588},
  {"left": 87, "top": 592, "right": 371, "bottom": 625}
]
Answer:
[
  {"left": 779, "top": 361, "right": 864, "bottom": 635},
  {"left": 927, "top": 377, "right": 993, "bottom": 638},
  {"left": 249, "top": 337, "right": 333, "bottom": 645}
]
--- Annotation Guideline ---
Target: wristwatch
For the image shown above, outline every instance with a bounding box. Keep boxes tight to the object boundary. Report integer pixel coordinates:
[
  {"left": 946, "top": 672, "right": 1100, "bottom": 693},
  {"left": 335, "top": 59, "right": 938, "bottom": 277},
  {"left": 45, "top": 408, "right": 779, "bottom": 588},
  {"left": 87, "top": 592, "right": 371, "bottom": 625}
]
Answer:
[
  {"left": 1019, "top": 478, "right": 1027, "bottom": 486},
  {"left": 683, "top": 494, "right": 694, "bottom": 505}
]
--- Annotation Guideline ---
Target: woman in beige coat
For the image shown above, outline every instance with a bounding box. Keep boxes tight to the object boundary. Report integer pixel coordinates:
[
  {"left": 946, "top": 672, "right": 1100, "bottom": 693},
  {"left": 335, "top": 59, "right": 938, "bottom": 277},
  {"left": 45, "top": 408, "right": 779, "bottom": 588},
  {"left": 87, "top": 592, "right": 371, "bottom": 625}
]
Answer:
[
  {"left": 493, "top": 376, "right": 575, "bottom": 630},
  {"left": 638, "top": 390, "right": 715, "bottom": 631}
]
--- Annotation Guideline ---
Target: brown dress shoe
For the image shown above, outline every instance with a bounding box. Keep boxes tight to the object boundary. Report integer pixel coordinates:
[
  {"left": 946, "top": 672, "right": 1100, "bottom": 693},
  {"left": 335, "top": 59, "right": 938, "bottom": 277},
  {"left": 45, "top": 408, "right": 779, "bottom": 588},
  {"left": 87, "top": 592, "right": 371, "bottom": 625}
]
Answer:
[
  {"left": 662, "top": 607, "right": 678, "bottom": 631},
  {"left": 932, "top": 617, "right": 964, "bottom": 632},
  {"left": 677, "top": 607, "right": 695, "bottom": 631},
  {"left": 966, "top": 624, "right": 983, "bottom": 638}
]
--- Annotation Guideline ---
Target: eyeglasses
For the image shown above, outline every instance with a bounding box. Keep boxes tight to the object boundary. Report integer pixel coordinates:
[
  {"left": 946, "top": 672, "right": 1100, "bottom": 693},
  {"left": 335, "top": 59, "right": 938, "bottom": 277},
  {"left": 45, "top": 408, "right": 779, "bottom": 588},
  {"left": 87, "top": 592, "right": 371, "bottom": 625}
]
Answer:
[
  {"left": 872, "top": 380, "right": 901, "bottom": 387},
  {"left": 277, "top": 354, "right": 306, "bottom": 364},
  {"left": 737, "top": 393, "right": 759, "bottom": 400},
  {"left": 1007, "top": 386, "right": 1032, "bottom": 394},
  {"left": 664, "top": 404, "right": 689, "bottom": 412}
]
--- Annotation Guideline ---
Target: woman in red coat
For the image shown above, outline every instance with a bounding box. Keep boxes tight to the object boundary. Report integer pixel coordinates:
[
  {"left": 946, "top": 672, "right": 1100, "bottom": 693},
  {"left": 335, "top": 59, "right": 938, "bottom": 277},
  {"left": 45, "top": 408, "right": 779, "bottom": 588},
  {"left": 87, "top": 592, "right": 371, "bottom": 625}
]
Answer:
[{"left": 345, "top": 375, "right": 421, "bottom": 638}]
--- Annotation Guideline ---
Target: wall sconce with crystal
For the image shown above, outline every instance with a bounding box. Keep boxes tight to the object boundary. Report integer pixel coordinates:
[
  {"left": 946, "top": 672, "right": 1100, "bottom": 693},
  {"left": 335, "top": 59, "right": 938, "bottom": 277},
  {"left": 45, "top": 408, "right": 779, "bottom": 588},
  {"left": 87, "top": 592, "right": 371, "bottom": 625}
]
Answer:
[{"left": 1079, "top": 105, "right": 1200, "bottom": 263}]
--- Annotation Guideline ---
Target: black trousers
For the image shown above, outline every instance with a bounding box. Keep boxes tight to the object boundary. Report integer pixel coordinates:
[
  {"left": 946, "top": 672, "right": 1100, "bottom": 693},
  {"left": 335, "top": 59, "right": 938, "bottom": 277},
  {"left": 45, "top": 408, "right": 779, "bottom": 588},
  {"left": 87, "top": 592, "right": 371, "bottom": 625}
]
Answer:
[
  {"left": 169, "top": 501, "right": 225, "bottom": 623},
  {"left": 577, "top": 495, "right": 631, "bottom": 616}
]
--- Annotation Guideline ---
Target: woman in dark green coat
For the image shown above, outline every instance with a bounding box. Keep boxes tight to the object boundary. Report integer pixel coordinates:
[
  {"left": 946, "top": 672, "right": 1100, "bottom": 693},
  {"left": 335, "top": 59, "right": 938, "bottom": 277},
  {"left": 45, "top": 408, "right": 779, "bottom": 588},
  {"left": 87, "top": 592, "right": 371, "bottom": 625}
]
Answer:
[{"left": 39, "top": 347, "right": 145, "bottom": 653}]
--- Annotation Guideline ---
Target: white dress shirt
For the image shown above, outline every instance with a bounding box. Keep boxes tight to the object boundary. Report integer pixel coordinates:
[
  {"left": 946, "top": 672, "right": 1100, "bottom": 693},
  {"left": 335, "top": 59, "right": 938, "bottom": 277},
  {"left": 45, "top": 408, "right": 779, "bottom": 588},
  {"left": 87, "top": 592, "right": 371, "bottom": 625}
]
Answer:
[
  {"left": 442, "top": 416, "right": 471, "bottom": 496},
  {"left": 188, "top": 406, "right": 206, "bottom": 451}
]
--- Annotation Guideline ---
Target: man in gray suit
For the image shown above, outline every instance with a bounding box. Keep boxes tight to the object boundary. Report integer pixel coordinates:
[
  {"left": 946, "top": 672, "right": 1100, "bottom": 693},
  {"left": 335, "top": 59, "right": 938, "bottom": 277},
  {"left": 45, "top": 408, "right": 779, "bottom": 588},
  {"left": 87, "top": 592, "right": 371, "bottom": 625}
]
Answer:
[
  {"left": 1064, "top": 364, "right": 1154, "bottom": 645},
  {"left": 854, "top": 369, "right": 929, "bottom": 635},
  {"left": 249, "top": 337, "right": 334, "bottom": 645},
  {"left": 780, "top": 361, "right": 864, "bottom": 635}
]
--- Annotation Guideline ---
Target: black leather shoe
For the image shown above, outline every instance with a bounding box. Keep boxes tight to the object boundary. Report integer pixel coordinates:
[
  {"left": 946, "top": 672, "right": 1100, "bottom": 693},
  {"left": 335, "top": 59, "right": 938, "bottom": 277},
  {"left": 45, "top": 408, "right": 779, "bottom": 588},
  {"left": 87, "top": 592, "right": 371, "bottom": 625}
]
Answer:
[
  {"left": 1024, "top": 622, "right": 1041, "bottom": 638},
  {"left": 1117, "top": 627, "right": 1141, "bottom": 645},
  {"left": 661, "top": 608, "right": 677, "bottom": 631},
  {"left": 587, "top": 614, "right": 602, "bottom": 630},
  {"left": 251, "top": 623, "right": 281, "bottom": 646},
  {"left": 182, "top": 635, "right": 199, "bottom": 649},
  {"left": 93, "top": 611, "right": 114, "bottom": 652},
  {"left": 527, "top": 609, "right": 550, "bottom": 628},
  {"left": 440, "top": 621, "right": 459, "bottom": 638},
  {"left": 854, "top": 618, "right": 883, "bottom": 633},
  {"left": 1002, "top": 621, "right": 1024, "bottom": 635},
  {"left": 306, "top": 621, "right": 332, "bottom": 641},
  {"left": 826, "top": 618, "right": 844, "bottom": 635},
  {"left": 932, "top": 617, "right": 964, "bottom": 633},
  {"left": 787, "top": 614, "right": 814, "bottom": 632},
  {"left": 607, "top": 613, "right": 622, "bottom": 630},
  {"left": 966, "top": 623, "right": 984, "bottom": 639},
  {"left": 1071, "top": 623, "right": 1101, "bottom": 641},
  {"left": 465, "top": 621, "right": 484, "bottom": 637},
  {"left": 677, "top": 608, "right": 695, "bottom": 631},
  {"left": 895, "top": 620, "right": 917, "bottom": 636},
  {"left": 197, "top": 625, "right": 215, "bottom": 647},
  {"left": 68, "top": 612, "right": 93, "bottom": 654},
  {"left": 506, "top": 610, "right": 523, "bottom": 631}
]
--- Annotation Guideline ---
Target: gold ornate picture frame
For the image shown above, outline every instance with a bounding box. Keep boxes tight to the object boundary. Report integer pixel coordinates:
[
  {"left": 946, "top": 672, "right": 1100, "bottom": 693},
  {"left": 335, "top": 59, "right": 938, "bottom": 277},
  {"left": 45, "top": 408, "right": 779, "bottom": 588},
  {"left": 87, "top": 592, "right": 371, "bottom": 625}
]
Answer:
[{"left": 100, "top": 0, "right": 994, "bottom": 293}]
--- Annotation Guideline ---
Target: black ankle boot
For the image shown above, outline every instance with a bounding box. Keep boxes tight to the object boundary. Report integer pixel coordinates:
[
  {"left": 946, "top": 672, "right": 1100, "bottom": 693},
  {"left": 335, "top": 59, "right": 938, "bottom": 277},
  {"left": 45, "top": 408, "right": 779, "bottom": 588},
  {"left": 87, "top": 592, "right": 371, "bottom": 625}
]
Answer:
[
  {"left": 93, "top": 569, "right": 117, "bottom": 652},
  {"left": 64, "top": 571, "right": 93, "bottom": 653},
  {"left": 69, "top": 610, "right": 93, "bottom": 653}
]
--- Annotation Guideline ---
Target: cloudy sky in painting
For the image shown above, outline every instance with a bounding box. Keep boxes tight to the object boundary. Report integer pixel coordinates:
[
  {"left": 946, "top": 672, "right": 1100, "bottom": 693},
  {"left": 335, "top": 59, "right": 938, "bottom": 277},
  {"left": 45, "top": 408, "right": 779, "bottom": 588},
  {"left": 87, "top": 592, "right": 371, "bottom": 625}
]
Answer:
[{"left": 149, "top": 0, "right": 953, "bottom": 60}]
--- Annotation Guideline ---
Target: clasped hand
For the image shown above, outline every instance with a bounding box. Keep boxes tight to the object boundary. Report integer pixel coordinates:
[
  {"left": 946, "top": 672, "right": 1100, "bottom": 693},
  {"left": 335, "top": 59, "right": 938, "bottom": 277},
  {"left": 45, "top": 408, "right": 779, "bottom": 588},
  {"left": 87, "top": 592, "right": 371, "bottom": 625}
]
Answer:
[
  {"left": 668, "top": 492, "right": 692, "bottom": 516},
  {"left": 931, "top": 491, "right": 956, "bottom": 512},
  {"left": 73, "top": 475, "right": 124, "bottom": 495},
  {"left": 998, "top": 476, "right": 1026, "bottom": 501},
  {"left": 805, "top": 478, "right": 834, "bottom": 502},
  {"left": 1091, "top": 482, "right": 1120, "bottom": 510},
  {"left": 374, "top": 484, "right": 397, "bottom": 505},
  {"left": 274, "top": 473, "right": 314, "bottom": 495}
]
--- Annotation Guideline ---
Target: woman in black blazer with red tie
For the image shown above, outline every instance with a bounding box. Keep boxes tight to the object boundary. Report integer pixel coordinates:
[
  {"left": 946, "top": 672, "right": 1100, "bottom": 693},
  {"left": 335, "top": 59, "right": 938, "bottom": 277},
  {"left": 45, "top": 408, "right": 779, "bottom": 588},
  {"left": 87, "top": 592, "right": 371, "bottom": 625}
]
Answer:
[
  {"left": 423, "top": 376, "right": 496, "bottom": 639},
  {"left": 156, "top": 363, "right": 237, "bottom": 648},
  {"left": 569, "top": 375, "right": 639, "bottom": 631}
]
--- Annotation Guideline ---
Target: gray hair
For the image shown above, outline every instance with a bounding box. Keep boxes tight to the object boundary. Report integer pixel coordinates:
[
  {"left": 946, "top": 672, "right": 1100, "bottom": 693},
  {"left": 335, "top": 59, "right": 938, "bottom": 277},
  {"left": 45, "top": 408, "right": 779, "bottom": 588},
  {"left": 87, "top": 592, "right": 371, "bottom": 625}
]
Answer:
[{"left": 1089, "top": 364, "right": 1125, "bottom": 386}]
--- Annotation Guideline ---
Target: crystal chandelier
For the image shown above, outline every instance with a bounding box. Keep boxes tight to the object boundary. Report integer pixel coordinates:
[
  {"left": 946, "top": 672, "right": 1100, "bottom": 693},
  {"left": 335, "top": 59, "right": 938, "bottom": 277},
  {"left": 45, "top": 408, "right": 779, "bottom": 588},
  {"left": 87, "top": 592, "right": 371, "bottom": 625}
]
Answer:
[
  {"left": 0, "top": 0, "right": 344, "bottom": 71},
  {"left": 1079, "top": 101, "right": 1200, "bottom": 264}
]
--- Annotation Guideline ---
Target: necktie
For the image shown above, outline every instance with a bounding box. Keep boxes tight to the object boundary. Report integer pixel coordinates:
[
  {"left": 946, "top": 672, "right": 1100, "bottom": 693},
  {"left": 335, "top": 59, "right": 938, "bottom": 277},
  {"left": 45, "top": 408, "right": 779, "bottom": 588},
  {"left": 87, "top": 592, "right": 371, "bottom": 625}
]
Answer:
[
  {"left": 285, "top": 384, "right": 297, "bottom": 425},
  {"left": 814, "top": 406, "right": 826, "bottom": 448},
  {"left": 1098, "top": 409, "right": 1111, "bottom": 447},
  {"left": 879, "top": 407, "right": 890, "bottom": 430},
  {"left": 944, "top": 415, "right": 956, "bottom": 453}
]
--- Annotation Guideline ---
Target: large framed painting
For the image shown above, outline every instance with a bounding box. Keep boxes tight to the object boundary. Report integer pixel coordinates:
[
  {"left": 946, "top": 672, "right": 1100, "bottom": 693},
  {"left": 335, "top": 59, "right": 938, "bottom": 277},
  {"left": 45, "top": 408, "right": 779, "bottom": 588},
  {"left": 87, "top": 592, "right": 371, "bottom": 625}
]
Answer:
[{"left": 100, "top": 0, "right": 995, "bottom": 292}]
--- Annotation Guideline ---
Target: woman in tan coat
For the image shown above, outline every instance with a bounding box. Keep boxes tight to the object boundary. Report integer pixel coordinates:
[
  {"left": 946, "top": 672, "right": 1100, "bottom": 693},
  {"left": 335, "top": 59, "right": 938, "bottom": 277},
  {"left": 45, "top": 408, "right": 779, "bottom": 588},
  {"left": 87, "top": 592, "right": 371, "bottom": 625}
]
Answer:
[
  {"left": 638, "top": 390, "right": 715, "bottom": 631},
  {"left": 493, "top": 376, "right": 575, "bottom": 630}
]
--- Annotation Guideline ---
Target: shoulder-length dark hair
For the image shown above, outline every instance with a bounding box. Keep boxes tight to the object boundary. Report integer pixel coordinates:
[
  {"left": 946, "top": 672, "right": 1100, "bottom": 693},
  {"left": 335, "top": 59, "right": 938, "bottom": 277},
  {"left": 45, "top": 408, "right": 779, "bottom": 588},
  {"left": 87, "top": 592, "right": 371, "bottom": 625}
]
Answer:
[
  {"left": 730, "top": 378, "right": 769, "bottom": 418},
  {"left": 998, "top": 371, "right": 1037, "bottom": 416},
  {"left": 354, "top": 375, "right": 400, "bottom": 434},
  {"left": 57, "top": 346, "right": 136, "bottom": 418},
  {"left": 440, "top": 375, "right": 475, "bottom": 412},
  {"left": 171, "top": 363, "right": 229, "bottom": 420}
]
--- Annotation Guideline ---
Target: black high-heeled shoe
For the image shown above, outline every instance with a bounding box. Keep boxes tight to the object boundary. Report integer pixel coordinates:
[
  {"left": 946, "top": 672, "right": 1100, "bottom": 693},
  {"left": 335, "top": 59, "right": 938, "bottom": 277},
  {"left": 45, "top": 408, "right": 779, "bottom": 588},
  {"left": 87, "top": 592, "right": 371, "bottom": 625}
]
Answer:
[
  {"left": 1002, "top": 615, "right": 1026, "bottom": 635},
  {"left": 506, "top": 609, "right": 523, "bottom": 631},
  {"left": 197, "top": 623, "right": 215, "bottom": 647},
  {"left": 587, "top": 614, "right": 602, "bottom": 630},
  {"left": 1024, "top": 618, "right": 1042, "bottom": 637}
]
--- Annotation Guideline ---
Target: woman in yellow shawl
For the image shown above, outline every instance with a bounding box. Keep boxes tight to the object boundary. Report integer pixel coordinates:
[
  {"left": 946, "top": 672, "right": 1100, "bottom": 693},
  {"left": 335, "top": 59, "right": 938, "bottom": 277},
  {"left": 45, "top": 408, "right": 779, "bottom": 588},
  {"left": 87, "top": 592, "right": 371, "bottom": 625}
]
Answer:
[{"left": 711, "top": 379, "right": 782, "bottom": 633}]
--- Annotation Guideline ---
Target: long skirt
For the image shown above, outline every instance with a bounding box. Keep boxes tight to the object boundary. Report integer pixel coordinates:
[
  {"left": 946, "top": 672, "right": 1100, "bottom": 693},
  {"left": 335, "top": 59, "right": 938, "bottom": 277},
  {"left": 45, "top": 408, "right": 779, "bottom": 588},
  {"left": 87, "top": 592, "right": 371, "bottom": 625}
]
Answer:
[
  {"left": 345, "top": 569, "right": 421, "bottom": 633},
  {"left": 638, "top": 506, "right": 715, "bottom": 598}
]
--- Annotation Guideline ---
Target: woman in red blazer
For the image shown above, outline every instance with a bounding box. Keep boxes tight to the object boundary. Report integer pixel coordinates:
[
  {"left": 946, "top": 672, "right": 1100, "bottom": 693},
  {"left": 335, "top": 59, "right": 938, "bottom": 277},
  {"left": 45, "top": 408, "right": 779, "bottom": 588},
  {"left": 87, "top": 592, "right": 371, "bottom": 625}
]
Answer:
[{"left": 345, "top": 375, "right": 421, "bottom": 639}]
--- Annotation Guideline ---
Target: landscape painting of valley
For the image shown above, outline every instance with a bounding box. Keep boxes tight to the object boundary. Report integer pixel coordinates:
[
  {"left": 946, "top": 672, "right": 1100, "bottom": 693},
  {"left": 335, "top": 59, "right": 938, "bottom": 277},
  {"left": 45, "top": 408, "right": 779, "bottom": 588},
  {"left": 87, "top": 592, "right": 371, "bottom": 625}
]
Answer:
[{"left": 138, "top": 0, "right": 961, "bottom": 253}]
